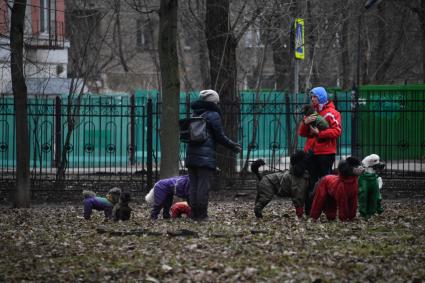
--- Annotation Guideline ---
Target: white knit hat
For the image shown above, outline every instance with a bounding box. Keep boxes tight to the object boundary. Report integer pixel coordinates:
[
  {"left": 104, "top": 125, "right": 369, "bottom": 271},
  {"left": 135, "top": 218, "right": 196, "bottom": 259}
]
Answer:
[
  {"left": 199, "top": 89, "right": 219, "bottom": 103},
  {"left": 362, "top": 154, "right": 381, "bottom": 168}
]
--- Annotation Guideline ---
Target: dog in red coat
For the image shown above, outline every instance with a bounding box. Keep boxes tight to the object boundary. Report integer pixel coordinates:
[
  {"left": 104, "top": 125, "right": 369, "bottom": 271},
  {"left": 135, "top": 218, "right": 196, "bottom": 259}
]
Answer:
[{"left": 310, "top": 157, "right": 364, "bottom": 221}]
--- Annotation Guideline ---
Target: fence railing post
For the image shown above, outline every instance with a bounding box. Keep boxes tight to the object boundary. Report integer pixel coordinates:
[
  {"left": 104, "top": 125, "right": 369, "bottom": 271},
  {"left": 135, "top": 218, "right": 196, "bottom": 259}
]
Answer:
[
  {"left": 351, "top": 86, "right": 359, "bottom": 157},
  {"left": 54, "top": 96, "right": 61, "bottom": 168},
  {"left": 130, "top": 95, "right": 135, "bottom": 165},
  {"left": 146, "top": 97, "right": 153, "bottom": 190},
  {"left": 285, "top": 92, "right": 292, "bottom": 154}
]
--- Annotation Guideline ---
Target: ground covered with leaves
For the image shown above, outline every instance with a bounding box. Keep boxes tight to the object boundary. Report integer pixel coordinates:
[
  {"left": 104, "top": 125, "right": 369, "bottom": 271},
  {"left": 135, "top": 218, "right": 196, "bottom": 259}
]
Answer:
[{"left": 1, "top": 198, "right": 424, "bottom": 282}]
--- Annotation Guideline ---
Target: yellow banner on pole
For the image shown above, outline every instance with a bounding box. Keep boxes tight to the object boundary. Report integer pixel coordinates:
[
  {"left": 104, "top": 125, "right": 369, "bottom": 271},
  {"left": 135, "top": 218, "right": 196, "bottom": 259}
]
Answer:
[{"left": 294, "top": 18, "right": 305, "bottom": 60}]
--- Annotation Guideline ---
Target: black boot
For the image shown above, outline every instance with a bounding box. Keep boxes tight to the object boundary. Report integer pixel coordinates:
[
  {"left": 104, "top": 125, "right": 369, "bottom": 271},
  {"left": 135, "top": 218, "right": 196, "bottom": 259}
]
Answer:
[
  {"left": 254, "top": 207, "right": 263, "bottom": 218},
  {"left": 196, "top": 206, "right": 209, "bottom": 221},
  {"left": 190, "top": 206, "right": 198, "bottom": 220}
]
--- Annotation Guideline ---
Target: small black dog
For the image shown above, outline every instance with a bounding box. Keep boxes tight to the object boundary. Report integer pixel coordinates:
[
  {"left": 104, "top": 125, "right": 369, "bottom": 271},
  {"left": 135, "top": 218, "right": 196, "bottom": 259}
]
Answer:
[
  {"left": 113, "top": 192, "right": 132, "bottom": 221},
  {"left": 251, "top": 151, "right": 310, "bottom": 218},
  {"left": 300, "top": 104, "right": 329, "bottom": 130},
  {"left": 301, "top": 104, "right": 316, "bottom": 117}
]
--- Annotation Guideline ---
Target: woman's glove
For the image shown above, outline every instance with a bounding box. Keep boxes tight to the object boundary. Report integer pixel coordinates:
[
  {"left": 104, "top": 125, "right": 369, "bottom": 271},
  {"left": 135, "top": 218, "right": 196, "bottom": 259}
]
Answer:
[
  {"left": 233, "top": 144, "right": 242, "bottom": 153},
  {"left": 303, "top": 114, "right": 316, "bottom": 125}
]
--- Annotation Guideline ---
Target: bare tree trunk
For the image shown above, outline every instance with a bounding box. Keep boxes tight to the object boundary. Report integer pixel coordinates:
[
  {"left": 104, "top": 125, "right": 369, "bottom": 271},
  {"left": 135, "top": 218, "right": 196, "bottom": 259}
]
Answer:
[
  {"left": 288, "top": 1, "right": 299, "bottom": 154},
  {"left": 306, "top": 0, "right": 319, "bottom": 88},
  {"left": 56, "top": 84, "right": 85, "bottom": 181},
  {"left": 369, "top": 1, "right": 386, "bottom": 84},
  {"left": 159, "top": 0, "right": 180, "bottom": 178},
  {"left": 371, "top": 9, "right": 406, "bottom": 82},
  {"left": 361, "top": 15, "right": 369, "bottom": 85},
  {"left": 206, "top": 0, "right": 239, "bottom": 176},
  {"left": 419, "top": 0, "right": 425, "bottom": 83},
  {"left": 10, "top": 0, "right": 30, "bottom": 207},
  {"left": 241, "top": 34, "right": 269, "bottom": 174},
  {"left": 178, "top": 38, "right": 194, "bottom": 91},
  {"left": 270, "top": 2, "right": 291, "bottom": 90},
  {"left": 405, "top": 0, "right": 425, "bottom": 82},
  {"left": 145, "top": 13, "right": 161, "bottom": 89},
  {"left": 195, "top": 0, "right": 210, "bottom": 89},
  {"left": 271, "top": 38, "right": 290, "bottom": 90},
  {"left": 340, "top": 2, "right": 350, "bottom": 89},
  {"left": 56, "top": 5, "right": 109, "bottom": 181},
  {"left": 113, "top": 0, "right": 129, "bottom": 72}
]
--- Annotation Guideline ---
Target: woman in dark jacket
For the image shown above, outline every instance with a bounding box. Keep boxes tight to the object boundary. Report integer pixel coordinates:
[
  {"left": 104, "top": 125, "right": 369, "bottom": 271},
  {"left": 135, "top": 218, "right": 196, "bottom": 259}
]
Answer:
[{"left": 185, "top": 89, "right": 241, "bottom": 221}]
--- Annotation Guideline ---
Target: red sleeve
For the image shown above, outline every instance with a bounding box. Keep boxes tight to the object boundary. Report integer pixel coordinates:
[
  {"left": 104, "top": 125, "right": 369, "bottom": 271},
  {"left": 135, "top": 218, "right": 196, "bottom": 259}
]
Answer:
[
  {"left": 298, "top": 119, "right": 313, "bottom": 137},
  {"left": 317, "top": 111, "right": 342, "bottom": 140}
]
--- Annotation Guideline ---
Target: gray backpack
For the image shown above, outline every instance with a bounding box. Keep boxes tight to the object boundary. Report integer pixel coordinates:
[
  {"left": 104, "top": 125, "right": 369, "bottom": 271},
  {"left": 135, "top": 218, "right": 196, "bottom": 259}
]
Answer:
[{"left": 179, "top": 113, "right": 209, "bottom": 144}]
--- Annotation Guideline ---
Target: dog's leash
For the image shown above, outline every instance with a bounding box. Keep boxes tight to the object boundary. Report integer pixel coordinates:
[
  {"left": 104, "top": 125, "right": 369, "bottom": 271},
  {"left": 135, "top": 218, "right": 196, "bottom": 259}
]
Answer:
[
  {"left": 214, "top": 151, "right": 287, "bottom": 173},
  {"left": 181, "top": 148, "right": 287, "bottom": 173}
]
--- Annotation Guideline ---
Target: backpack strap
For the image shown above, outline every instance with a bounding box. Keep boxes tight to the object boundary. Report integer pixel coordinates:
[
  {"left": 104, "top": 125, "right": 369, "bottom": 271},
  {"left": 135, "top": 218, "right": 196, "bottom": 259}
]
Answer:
[{"left": 192, "top": 111, "right": 207, "bottom": 118}]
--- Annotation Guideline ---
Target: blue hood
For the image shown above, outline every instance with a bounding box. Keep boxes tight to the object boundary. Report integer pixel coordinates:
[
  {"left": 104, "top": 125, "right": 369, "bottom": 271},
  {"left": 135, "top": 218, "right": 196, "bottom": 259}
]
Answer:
[{"left": 310, "top": 87, "right": 328, "bottom": 105}]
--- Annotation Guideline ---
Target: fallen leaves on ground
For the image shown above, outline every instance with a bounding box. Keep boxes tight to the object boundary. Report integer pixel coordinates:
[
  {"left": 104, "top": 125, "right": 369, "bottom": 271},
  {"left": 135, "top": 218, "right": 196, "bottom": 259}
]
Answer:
[{"left": 0, "top": 199, "right": 424, "bottom": 282}]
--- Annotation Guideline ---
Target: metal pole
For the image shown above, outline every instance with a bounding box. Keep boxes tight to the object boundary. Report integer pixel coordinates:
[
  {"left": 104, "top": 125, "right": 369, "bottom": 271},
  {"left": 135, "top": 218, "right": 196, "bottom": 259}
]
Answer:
[
  {"left": 351, "top": 86, "right": 359, "bottom": 157},
  {"left": 356, "top": 14, "right": 361, "bottom": 87},
  {"left": 146, "top": 97, "right": 153, "bottom": 190},
  {"left": 54, "top": 96, "right": 61, "bottom": 168},
  {"left": 130, "top": 94, "right": 135, "bottom": 165},
  {"left": 352, "top": 6, "right": 363, "bottom": 158},
  {"left": 294, "top": 59, "right": 299, "bottom": 95},
  {"left": 352, "top": 0, "right": 378, "bottom": 157}
]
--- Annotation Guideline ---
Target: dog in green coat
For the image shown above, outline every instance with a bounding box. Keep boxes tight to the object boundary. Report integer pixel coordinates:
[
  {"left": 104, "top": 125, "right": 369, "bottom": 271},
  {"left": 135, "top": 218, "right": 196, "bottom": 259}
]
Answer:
[{"left": 358, "top": 154, "right": 385, "bottom": 218}]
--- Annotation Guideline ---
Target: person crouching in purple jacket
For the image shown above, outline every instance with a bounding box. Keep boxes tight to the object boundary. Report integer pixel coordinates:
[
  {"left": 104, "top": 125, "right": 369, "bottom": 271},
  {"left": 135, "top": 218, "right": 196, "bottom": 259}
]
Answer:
[
  {"left": 145, "top": 175, "right": 190, "bottom": 220},
  {"left": 83, "top": 188, "right": 121, "bottom": 220}
]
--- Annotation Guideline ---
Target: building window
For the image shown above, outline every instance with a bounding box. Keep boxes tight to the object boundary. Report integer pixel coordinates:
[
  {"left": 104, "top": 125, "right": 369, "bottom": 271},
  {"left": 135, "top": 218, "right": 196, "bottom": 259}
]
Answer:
[
  {"left": 245, "top": 27, "right": 263, "bottom": 48},
  {"left": 244, "top": 15, "right": 264, "bottom": 48},
  {"left": 136, "top": 19, "right": 152, "bottom": 50},
  {"left": 40, "top": 0, "right": 56, "bottom": 34},
  {"left": 40, "top": 0, "right": 49, "bottom": 33}
]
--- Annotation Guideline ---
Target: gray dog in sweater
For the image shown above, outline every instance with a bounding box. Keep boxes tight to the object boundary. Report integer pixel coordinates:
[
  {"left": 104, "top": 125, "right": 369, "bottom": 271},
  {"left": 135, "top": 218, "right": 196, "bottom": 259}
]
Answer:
[{"left": 252, "top": 151, "right": 310, "bottom": 218}]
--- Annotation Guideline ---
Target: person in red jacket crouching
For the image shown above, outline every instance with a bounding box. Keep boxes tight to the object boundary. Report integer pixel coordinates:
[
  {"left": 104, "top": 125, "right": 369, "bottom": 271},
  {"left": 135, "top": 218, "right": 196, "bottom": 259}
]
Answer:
[
  {"left": 170, "top": 202, "right": 192, "bottom": 219},
  {"left": 310, "top": 157, "right": 364, "bottom": 222},
  {"left": 298, "top": 86, "right": 342, "bottom": 215}
]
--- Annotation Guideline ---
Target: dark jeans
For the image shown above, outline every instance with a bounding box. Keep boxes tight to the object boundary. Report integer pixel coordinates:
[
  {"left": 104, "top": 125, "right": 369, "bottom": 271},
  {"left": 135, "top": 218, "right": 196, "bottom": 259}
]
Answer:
[
  {"left": 162, "top": 194, "right": 173, "bottom": 219},
  {"left": 188, "top": 167, "right": 214, "bottom": 220},
  {"left": 305, "top": 153, "right": 335, "bottom": 215}
]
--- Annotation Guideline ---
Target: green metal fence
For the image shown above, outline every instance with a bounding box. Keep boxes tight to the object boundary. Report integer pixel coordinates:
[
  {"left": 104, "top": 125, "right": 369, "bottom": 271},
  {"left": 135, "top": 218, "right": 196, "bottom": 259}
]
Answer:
[
  {"left": 357, "top": 84, "right": 425, "bottom": 161},
  {"left": 1, "top": 85, "right": 425, "bottom": 184}
]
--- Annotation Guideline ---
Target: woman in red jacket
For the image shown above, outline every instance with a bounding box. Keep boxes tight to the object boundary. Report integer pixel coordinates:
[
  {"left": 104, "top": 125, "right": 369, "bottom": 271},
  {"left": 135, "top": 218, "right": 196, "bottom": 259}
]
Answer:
[{"left": 298, "top": 87, "right": 342, "bottom": 215}]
